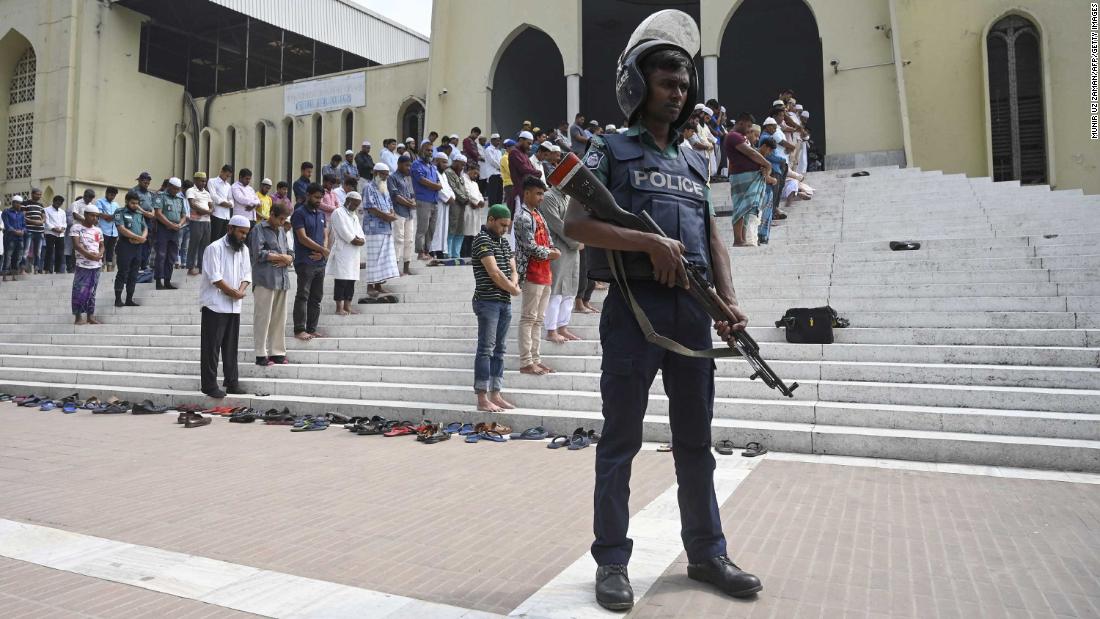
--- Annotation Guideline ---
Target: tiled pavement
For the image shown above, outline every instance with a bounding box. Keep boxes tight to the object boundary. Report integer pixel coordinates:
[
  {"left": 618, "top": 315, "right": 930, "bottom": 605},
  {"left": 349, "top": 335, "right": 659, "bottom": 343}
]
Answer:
[
  {"left": 3, "top": 402, "right": 1100, "bottom": 618},
  {"left": 633, "top": 460, "right": 1100, "bottom": 618}
]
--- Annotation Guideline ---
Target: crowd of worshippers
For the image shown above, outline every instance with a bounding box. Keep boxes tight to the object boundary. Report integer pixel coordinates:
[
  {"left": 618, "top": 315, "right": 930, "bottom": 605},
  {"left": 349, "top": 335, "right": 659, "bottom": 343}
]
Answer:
[{"left": 0, "top": 93, "right": 816, "bottom": 401}]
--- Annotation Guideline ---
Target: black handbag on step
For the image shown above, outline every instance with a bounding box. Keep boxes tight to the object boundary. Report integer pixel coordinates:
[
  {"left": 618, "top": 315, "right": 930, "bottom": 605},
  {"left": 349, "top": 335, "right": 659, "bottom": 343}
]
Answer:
[{"left": 775, "top": 306, "right": 849, "bottom": 344}]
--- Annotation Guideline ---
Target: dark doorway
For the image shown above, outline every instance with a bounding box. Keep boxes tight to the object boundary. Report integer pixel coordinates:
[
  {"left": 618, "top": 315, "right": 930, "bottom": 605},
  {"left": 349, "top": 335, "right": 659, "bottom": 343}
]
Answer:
[
  {"left": 987, "top": 15, "right": 1046, "bottom": 184},
  {"left": 580, "top": 1, "right": 701, "bottom": 129},
  {"left": 401, "top": 100, "right": 424, "bottom": 144},
  {"left": 719, "top": 0, "right": 824, "bottom": 155},
  {"left": 491, "top": 28, "right": 565, "bottom": 137}
]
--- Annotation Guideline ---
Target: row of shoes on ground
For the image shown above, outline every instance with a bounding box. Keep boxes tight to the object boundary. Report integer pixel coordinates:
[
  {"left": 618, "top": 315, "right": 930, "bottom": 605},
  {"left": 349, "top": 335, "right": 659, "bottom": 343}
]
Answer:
[
  {"left": 656, "top": 440, "right": 767, "bottom": 457},
  {"left": 3, "top": 393, "right": 168, "bottom": 415}
]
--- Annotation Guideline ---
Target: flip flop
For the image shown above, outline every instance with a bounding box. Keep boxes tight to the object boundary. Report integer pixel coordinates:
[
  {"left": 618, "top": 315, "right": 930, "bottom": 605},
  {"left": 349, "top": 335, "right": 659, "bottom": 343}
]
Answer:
[
  {"left": 714, "top": 440, "right": 735, "bottom": 456},
  {"left": 62, "top": 402, "right": 78, "bottom": 414},
  {"left": 422, "top": 429, "right": 452, "bottom": 444},
  {"left": 509, "top": 426, "right": 549, "bottom": 440},
  {"left": 479, "top": 431, "right": 508, "bottom": 443},
  {"left": 0, "top": 394, "right": 13, "bottom": 401},
  {"left": 383, "top": 421, "right": 416, "bottom": 437},
  {"left": 80, "top": 397, "right": 101, "bottom": 410},
  {"left": 656, "top": 444, "right": 672, "bottom": 452},
  {"left": 457, "top": 423, "right": 476, "bottom": 436},
  {"left": 567, "top": 433, "right": 591, "bottom": 450},
  {"left": 39, "top": 401, "right": 57, "bottom": 411},
  {"left": 443, "top": 422, "right": 463, "bottom": 434},
  {"left": 547, "top": 435, "right": 570, "bottom": 449},
  {"left": 742, "top": 442, "right": 768, "bottom": 458}
]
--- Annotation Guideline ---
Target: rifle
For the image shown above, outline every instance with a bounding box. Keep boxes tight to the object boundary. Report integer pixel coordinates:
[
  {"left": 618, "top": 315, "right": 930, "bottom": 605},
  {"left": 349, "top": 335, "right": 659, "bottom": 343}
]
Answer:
[{"left": 547, "top": 152, "right": 799, "bottom": 398}]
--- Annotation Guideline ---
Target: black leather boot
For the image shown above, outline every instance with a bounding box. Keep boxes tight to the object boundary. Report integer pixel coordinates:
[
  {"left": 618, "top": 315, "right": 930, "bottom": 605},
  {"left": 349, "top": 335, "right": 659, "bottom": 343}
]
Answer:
[{"left": 595, "top": 564, "right": 634, "bottom": 611}]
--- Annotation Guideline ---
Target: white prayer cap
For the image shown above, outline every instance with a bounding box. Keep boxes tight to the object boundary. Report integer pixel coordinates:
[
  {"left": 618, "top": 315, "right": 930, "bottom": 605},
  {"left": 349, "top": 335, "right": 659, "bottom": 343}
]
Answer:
[
  {"left": 373, "top": 162, "right": 390, "bottom": 172},
  {"left": 701, "top": 106, "right": 714, "bottom": 116},
  {"left": 11, "top": 195, "right": 22, "bottom": 202},
  {"left": 490, "top": 133, "right": 500, "bottom": 139},
  {"left": 605, "top": 124, "right": 617, "bottom": 131},
  {"left": 801, "top": 111, "right": 809, "bottom": 118},
  {"left": 538, "top": 141, "right": 553, "bottom": 151},
  {"left": 449, "top": 134, "right": 459, "bottom": 139},
  {"left": 420, "top": 139, "right": 432, "bottom": 147},
  {"left": 763, "top": 117, "right": 778, "bottom": 126},
  {"left": 168, "top": 177, "right": 182, "bottom": 188},
  {"left": 549, "top": 144, "right": 562, "bottom": 153},
  {"left": 345, "top": 149, "right": 355, "bottom": 155},
  {"left": 795, "top": 104, "right": 804, "bottom": 111},
  {"left": 720, "top": 106, "right": 726, "bottom": 113},
  {"left": 772, "top": 99, "right": 785, "bottom": 107},
  {"left": 396, "top": 143, "right": 407, "bottom": 150},
  {"left": 345, "top": 191, "right": 362, "bottom": 202},
  {"left": 517, "top": 130, "right": 534, "bottom": 140},
  {"left": 229, "top": 215, "right": 251, "bottom": 227},
  {"left": 261, "top": 178, "right": 272, "bottom": 186},
  {"left": 432, "top": 151, "right": 449, "bottom": 161},
  {"left": 83, "top": 205, "right": 101, "bottom": 214},
  {"left": 405, "top": 137, "right": 415, "bottom": 143},
  {"left": 453, "top": 153, "right": 467, "bottom": 163},
  {"left": 362, "top": 140, "right": 371, "bottom": 147},
  {"left": 694, "top": 103, "right": 705, "bottom": 110}
]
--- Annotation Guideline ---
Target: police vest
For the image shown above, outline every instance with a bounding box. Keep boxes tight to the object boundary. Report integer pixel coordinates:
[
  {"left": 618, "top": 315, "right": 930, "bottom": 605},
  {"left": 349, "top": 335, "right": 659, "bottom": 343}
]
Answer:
[{"left": 587, "top": 133, "right": 712, "bottom": 282}]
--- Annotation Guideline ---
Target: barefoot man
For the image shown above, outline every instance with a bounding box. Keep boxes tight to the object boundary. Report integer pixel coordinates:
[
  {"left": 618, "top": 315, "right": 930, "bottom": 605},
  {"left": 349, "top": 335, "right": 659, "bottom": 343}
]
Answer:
[{"left": 471, "top": 204, "right": 520, "bottom": 413}]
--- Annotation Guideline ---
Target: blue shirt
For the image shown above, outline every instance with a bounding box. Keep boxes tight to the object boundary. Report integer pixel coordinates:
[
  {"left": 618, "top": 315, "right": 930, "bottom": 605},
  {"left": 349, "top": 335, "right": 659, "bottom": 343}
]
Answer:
[
  {"left": 387, "top": 171, "right": 415, "bottom": 219},
  {"left": 290, "top": 204, "right": 327, "bottom": 267},
  {"left": 130, "top": 185, "right": 155, "bottom": 215},
  {"left": 292, "top": 176, "right": 311, "bottom": 204},
  {"left": 95, "top": 198, "right": 119, "bottom": 237},
  {"left": 2, "top": 208, "right": 25, "bottom": 234},
  {"left": 410, "top": 157, "right": 440, "bottom": 202},
  {"left": 361, "top": 182, "right": 394, "bottom": 235}
]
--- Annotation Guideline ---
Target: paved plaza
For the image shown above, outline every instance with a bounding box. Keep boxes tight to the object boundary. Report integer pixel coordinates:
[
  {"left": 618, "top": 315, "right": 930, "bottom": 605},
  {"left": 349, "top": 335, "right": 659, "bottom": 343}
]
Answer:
[{"left": 1, "top": 402, "right": 1098, "bottom": 618}]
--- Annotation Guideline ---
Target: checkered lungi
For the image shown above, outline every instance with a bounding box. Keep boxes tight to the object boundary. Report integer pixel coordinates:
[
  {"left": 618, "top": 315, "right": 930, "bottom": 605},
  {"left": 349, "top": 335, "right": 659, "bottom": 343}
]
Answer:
[
  {"left": 364, "top": 233, "right": 399, "bottom": 284},
  {"left": 728, "top": 170, "right": 767, "bottom": 223}
]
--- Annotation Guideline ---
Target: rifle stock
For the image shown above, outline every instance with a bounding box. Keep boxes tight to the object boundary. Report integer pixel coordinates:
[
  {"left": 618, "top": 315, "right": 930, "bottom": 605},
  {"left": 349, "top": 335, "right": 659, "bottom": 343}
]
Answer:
[{"left": 548, "top": 152, "right": 798, "bottom": 398}]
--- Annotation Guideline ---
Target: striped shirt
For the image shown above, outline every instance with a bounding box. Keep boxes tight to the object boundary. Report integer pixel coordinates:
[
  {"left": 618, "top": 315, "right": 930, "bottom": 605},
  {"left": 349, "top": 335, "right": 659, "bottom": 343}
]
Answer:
[
  {"left": 22, "top": 202, "right": 45, "bottom": 233},
  {"left": 471, "top": 226, "right": 514, "bottom": 303}
]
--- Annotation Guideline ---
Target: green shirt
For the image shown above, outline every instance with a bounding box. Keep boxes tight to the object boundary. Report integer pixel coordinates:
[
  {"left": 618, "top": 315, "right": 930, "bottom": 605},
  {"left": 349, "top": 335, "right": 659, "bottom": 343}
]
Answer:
[
  {"left": 115, "top": 207, "right": 147, "bottom": 237},
  {"left": 153, "top": 190, "right": 186, "bottom": 224},
  {"left": 582, "top": 124, "right": 713, "bottom": 214}
]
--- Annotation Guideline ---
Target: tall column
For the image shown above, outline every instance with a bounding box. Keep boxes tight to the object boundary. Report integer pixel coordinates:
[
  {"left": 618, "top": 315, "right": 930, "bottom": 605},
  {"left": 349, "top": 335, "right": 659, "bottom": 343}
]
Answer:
[
  {"left": 566, "top": 73, "right": 581, "bottom": 122},
  {"left": 702, "top": 55, "right": 718, "bottom": 102}
]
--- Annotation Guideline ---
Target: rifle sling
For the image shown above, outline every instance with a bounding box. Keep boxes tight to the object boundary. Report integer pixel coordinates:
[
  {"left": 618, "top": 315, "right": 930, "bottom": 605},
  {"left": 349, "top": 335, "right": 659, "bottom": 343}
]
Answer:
[{"left": 606, "top": 249, "right": 740, "bottom": 359}]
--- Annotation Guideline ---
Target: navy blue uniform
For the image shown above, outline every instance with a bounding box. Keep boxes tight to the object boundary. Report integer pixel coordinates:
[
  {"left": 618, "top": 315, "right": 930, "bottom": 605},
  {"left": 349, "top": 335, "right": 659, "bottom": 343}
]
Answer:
[{"left": 584, "top": 127, "right": 727, "bottom": 566}]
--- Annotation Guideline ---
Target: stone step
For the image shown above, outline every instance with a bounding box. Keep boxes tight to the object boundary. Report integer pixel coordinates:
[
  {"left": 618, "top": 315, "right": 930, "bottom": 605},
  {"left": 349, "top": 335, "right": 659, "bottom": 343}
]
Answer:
[
  {"left": 2, "top": 364, "right": 1097, "bottom": 414},
  {"left": 1, "top": 379, "right": 1097, "bottom": 471}
]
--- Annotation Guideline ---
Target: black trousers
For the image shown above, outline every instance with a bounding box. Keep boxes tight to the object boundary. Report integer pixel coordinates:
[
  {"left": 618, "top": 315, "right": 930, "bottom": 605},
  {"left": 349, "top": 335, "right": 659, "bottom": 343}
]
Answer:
[
  {"left": 141, "top": 219, "right": 156, "bottom": 268},
  {"left": 293, "top": 262, "right": 325, "bottom": 334},
  {"left": 211, "top": 216, "right": 228, "bottom": 242},
  {"left": 577, "top": 247, "right": 597, "bottom": 302},
  {"left": 154, "top": 228, "right": 179, "bottom": 282},
  {"left": 114, "top": 241, "right": 142, "bottom": 300},
  {"left": 44, "top": 235, "right": 65, "bottom": 273},
  {"left": 200, "top": 307, "right": 240, "bottom": 393},
  {"left": 333, "top": 279, "right": 355, "bottom": 301},
  {"left": 487, "top": 175, "right": 503, "bottom": 206},
  {"left": 103, "top": 236, "right": 118, "bottom": 265}
]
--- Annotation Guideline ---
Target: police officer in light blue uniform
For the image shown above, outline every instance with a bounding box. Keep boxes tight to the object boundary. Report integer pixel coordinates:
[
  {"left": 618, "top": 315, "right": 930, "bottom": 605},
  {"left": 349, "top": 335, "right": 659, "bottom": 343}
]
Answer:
[{"left": 563, "top": 10, "right": 761, "bottom": 611}]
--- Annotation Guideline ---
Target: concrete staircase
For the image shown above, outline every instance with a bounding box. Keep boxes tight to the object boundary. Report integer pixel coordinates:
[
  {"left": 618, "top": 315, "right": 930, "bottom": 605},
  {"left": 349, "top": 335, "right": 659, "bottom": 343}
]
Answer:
[{"left": 1, "top": 166, "right": 1098, "bottom": 471}]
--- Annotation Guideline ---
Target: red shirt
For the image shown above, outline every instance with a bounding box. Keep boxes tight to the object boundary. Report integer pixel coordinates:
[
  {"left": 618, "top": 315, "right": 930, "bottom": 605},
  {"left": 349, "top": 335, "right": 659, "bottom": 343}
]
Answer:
[
  {"left": 526, "top": 209, "right": 552, "bottom": 286},
  {"left": 723, "top": 131, "right": 759, "bottom": 174}
]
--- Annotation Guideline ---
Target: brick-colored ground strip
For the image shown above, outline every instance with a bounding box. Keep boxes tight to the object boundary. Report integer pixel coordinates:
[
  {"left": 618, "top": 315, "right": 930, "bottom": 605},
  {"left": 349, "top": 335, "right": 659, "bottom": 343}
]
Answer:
[
  {"left": 632, "top": 460, "right": 1100, "bottom": 618},
  {"left": 0, "top": 556, "right": 258, "bottom": 618},
  {"left": 0, "top": 402, "right": 673, "bottom": 615}
]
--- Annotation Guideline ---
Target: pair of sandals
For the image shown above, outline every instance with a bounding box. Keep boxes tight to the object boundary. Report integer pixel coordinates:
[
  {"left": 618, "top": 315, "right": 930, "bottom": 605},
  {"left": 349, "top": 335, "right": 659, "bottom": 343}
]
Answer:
[
  {"left": 712, "top": 440, "right": 768, "bottom": 457},
  {"left": 262, "top": 408, "right": 296, "bottom": 425},
  {"left": 346, "top": 416, "right": 394, "bottom": 435},
  {"left": 357, "top": 294, "right": 398, "bottom": 304},
  {"left": 177, "top": 411, "right": 212, "bottom": 428},
  {"left": 548, "top": 427, "right": 600, "bottom": 450},
  {"left": 417, "top": 423, "right": 452, "bottom": 444},
  {"left": 465, "top": 430, "right": 507, "bottom": 443},
  {"left": 132, "top": 400, "right": 169, "bottom": 415},
  {"left": 228, "top": 408, "right": 259, "bottom": 423},
  {"left": 291, "top": 416, "right": 329, "bottom": 432}
]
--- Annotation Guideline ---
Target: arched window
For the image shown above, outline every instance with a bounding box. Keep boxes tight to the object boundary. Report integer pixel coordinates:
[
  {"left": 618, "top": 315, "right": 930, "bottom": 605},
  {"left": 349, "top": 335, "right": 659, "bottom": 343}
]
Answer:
[
  {"left": 6, "top": 47, "right": 35, "bottom": 180},
  {"left": 200, "top": 129, "right": 212, "bottom": 176},
  {"left": 987, "top": 15, "right": 1046, "bottom": 184},
  {"left": 226, "top": 126, "right": 237, "bottom": 171},
  {"left": 284, "top": 118, "right": 295, "bottom": 185},
  {"left": 312, "top": 114, "right": 323, "bottom": 175},
  {"left": 342, "top": 109, "right": 354, "bottom": 152},
  {"left": 255, "top": 122, "right": 267, "bottom": 180}
]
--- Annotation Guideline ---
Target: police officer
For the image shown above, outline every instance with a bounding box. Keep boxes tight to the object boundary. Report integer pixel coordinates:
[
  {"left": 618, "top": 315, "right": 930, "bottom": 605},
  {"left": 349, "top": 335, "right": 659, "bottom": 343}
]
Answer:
[{"left": 563, "top": 10, "right": 762, "bottom": 611}]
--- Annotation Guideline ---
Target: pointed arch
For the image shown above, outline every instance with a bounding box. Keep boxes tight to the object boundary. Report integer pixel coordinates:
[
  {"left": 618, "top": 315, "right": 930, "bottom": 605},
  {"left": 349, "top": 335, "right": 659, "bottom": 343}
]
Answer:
[
  {"left": 982, "top": 9, "right": 1053, "bottom": 186},
  {"left": 341, "top": 108, "right": 355, "bottom": 152},
  {"left": 198, "top": 127, "right": 220, "bottom": 177},
  {"left": 0, "top": 30, "right": 36, "bottom": 183},
  {"left": 254, "top": 120, "right": 277, "bottom": 182},
  {"left": 311, "top": 112, "right": 324, "bottom": 176},
  {"left": 397, "top": 97, "right": 425, "bottom": 145},
  {"left": 282, "top": 116, "right": 296, "bottom": 187},
  {"left": 174, "top": 132, "right": 193, "bottom": 179},
  {"left": 488, "top": 25, "right": 566, "bottom": 136}
]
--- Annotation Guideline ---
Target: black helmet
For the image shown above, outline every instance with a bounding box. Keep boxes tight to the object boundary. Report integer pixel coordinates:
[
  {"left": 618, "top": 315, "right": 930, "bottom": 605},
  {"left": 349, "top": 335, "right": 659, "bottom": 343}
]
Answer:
[{"left": 615, "top": 10, "right": 701, "bottom": 130}]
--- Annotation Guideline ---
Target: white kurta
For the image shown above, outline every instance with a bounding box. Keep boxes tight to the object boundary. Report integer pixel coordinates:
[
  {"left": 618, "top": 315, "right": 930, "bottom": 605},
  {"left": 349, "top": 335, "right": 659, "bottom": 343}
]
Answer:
[
  {"left": 328, "top": 206, "right": 364, "bottom": 281},
  {"left": 462, "top": 175, "right": 485, "bottom": 236},
  {"left": 432, "top": 170, "right": 454, "bottom": 252}
]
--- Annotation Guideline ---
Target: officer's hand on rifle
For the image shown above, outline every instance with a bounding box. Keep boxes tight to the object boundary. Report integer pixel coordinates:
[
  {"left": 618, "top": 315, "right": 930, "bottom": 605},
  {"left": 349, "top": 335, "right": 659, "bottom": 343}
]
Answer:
[
  {"left": 714, "top": 302, "right": 749, "bottom": 340},
  {"left": 646, "top": 235, "right": 688, "bottom": 288}
]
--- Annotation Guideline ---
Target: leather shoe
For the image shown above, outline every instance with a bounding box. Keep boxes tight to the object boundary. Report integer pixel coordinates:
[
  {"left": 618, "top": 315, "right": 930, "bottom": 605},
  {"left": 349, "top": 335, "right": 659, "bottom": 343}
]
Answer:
[
  {"left": 203, "top": 388, "right": 227, "bottom": 399},
  {"left": 595, "top": 564, "right": 634, "bottom": 611},
  {"left": 224, "top": 384, "right": 247, "bottom": 395},
  {"left": 687, "top": 555, "right": 762, "bottom": 597},
  {"left": 124, "top": 300, "right": 140, "bottom": 307}
]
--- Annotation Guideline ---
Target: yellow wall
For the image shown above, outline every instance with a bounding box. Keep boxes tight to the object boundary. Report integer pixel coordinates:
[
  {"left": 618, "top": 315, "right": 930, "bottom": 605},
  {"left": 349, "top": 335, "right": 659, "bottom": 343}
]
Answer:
[
  {"left": 193, "top": 59, "right": 428, "bottom": 182},
  {"left": 425, "top": 0, "right": 581, "bottom": 133},
  {"left": 896, "top": 0, "right": 1097, "bottom": 193}
]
